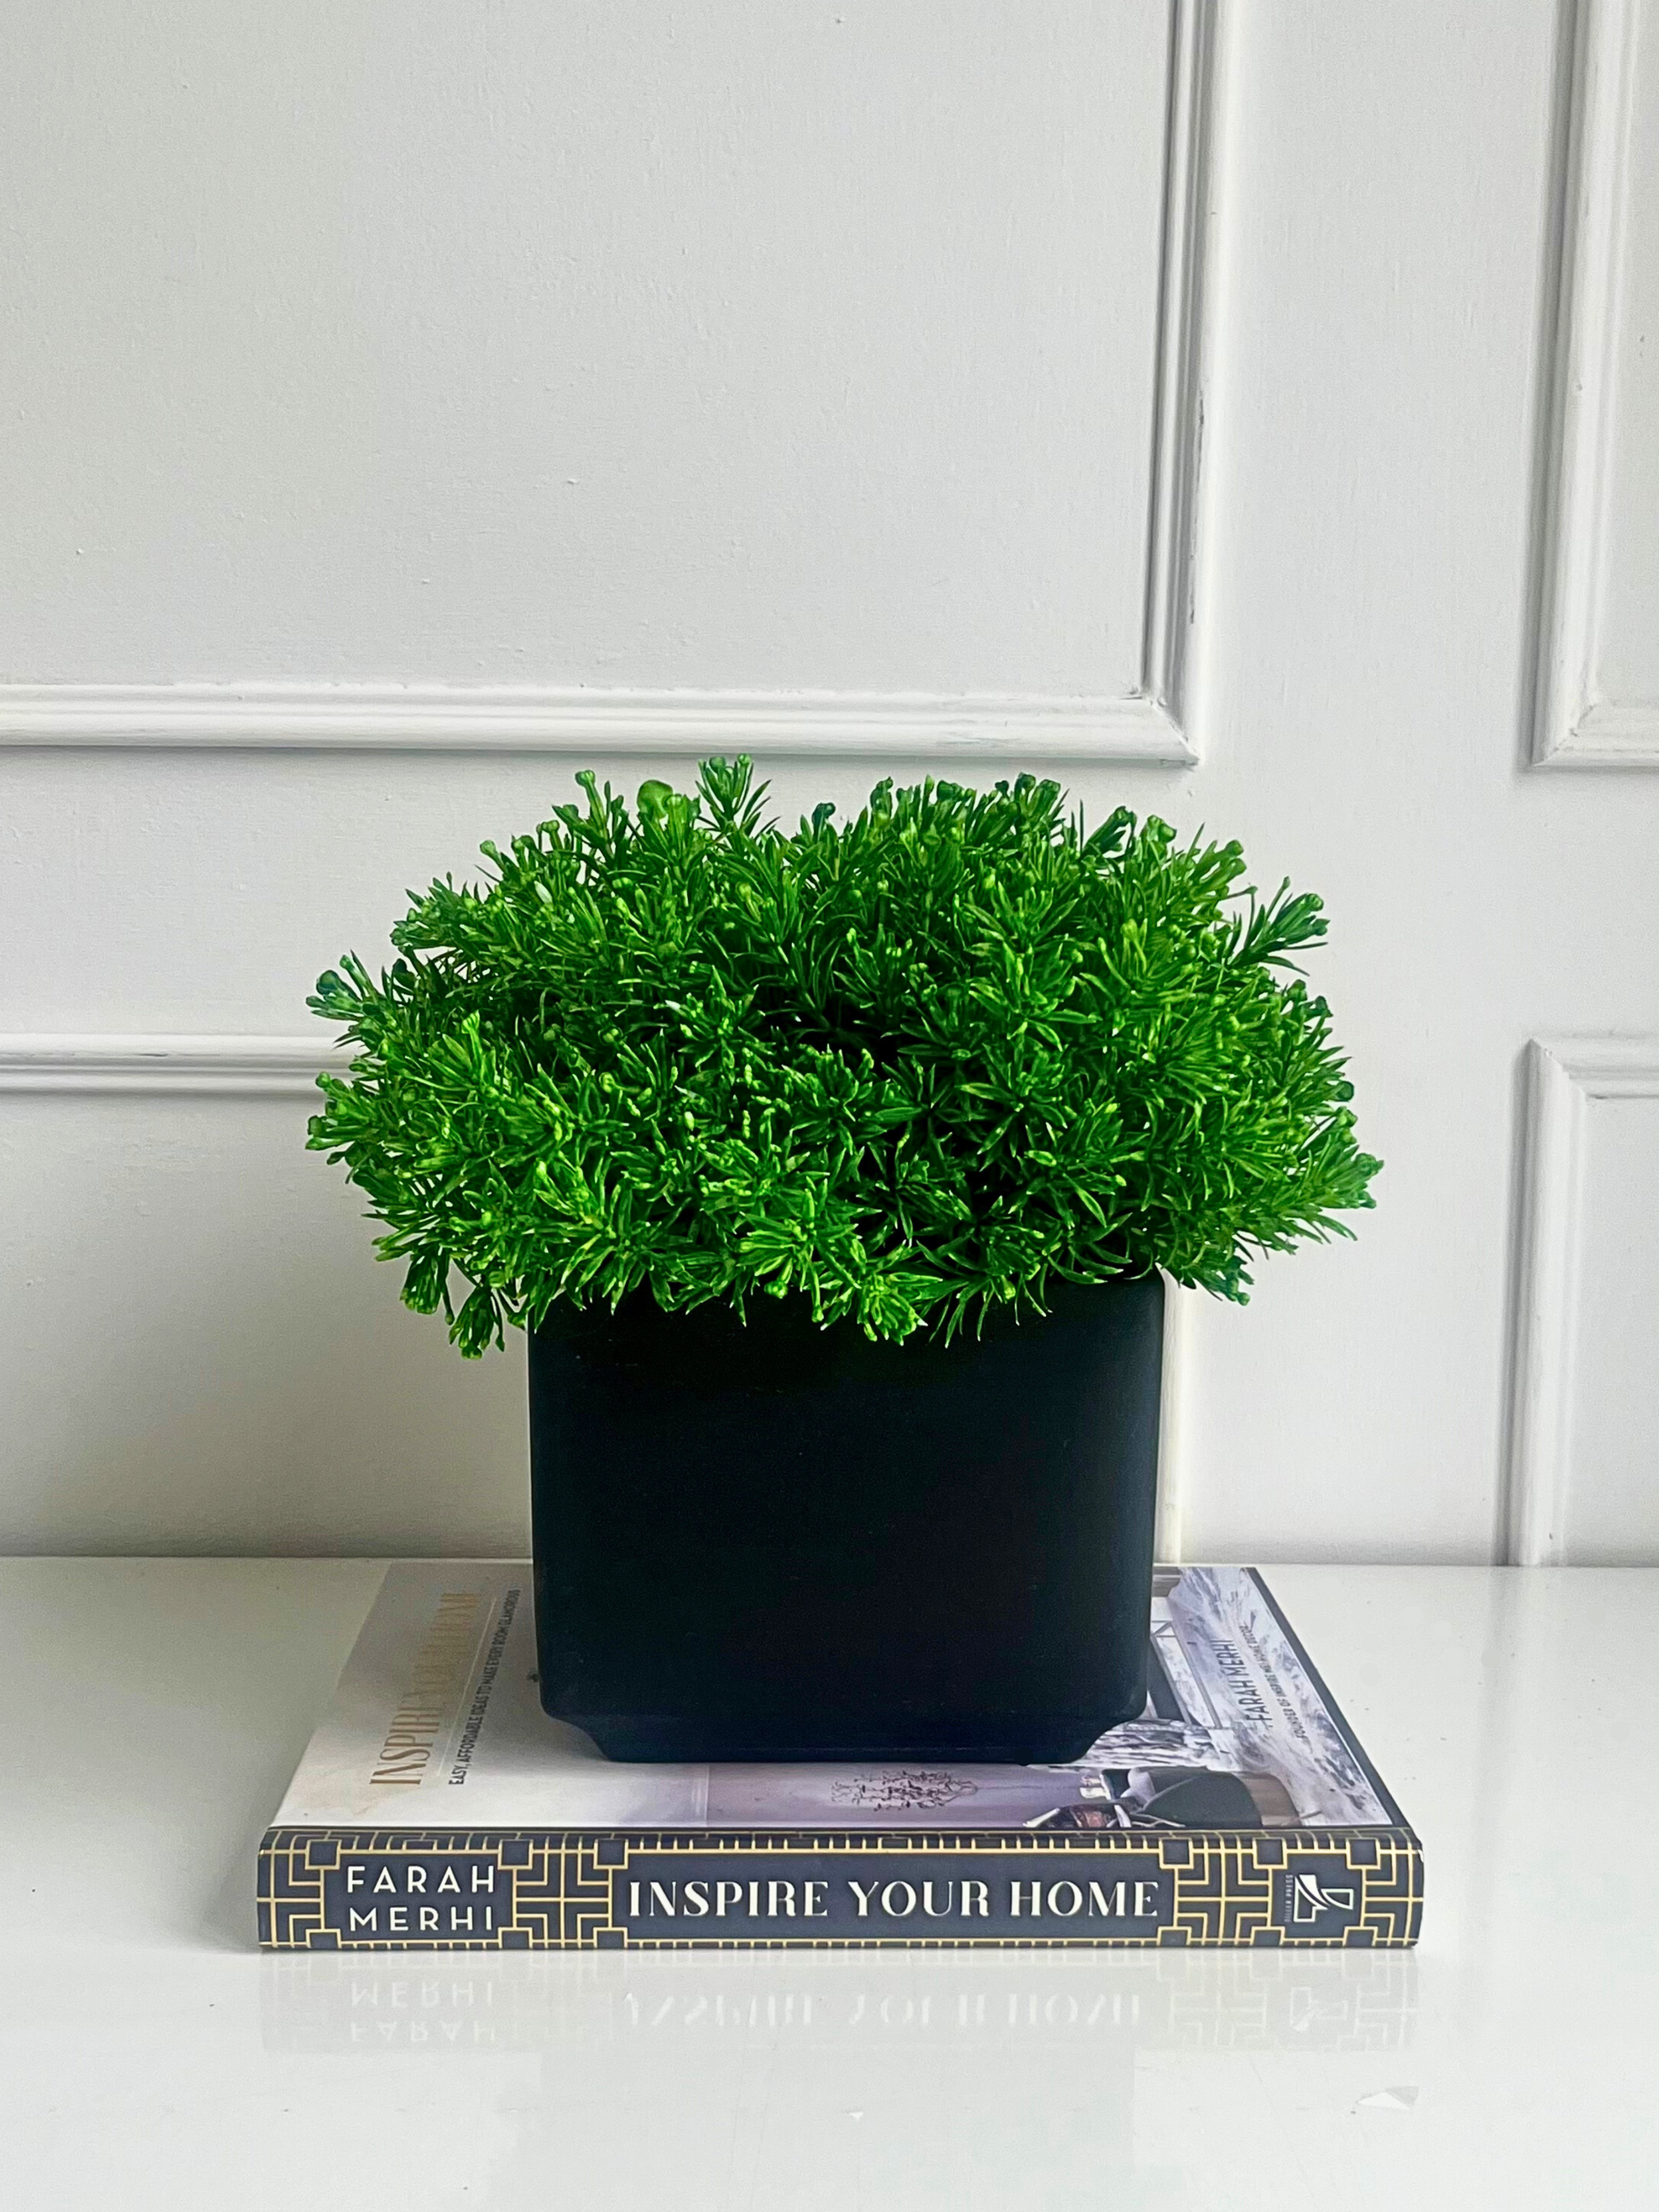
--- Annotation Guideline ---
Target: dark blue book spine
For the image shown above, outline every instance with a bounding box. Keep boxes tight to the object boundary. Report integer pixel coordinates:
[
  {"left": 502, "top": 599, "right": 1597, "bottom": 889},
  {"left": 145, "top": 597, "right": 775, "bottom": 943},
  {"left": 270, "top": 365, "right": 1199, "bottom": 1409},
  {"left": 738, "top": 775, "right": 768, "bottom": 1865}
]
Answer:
[{"left": 258, "top": 1825, "right": 1421, "bottom": 1949}]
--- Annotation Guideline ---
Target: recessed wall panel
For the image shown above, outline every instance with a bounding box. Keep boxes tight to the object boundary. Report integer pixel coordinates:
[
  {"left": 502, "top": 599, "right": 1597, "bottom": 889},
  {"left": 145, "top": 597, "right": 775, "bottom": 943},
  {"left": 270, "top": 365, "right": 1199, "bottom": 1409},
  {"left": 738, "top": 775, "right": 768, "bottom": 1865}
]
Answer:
[
  {"left": 1560, "top": 1091, "right": 1659, "bottom": 1562},
  {"left": 0, "top": 1, "right": 1172, "bottom": 699}
]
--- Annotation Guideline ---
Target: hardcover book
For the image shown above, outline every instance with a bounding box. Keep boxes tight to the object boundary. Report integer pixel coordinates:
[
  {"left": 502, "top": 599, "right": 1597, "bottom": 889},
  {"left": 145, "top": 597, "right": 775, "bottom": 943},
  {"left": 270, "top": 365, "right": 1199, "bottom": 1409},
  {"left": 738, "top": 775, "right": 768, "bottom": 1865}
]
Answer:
[{"left": 257, "top": 1563, "right": 1420, "bottom": 1951}]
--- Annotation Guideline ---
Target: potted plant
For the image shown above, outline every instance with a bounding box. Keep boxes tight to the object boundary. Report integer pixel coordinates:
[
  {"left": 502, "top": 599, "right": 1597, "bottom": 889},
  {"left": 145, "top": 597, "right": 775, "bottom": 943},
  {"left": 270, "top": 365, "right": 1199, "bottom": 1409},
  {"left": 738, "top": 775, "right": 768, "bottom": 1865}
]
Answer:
[{"left": 309, "top": 760, "right": 1377, "bottom": 1764}]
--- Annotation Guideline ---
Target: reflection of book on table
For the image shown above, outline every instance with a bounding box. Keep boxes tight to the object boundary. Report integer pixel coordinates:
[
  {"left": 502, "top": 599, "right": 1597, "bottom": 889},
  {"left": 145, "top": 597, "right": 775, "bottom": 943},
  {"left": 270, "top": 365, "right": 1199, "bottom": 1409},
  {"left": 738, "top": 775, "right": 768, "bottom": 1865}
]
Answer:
[{"left": 259, "top": 1563, "right": 1420, "bottom": 1950}]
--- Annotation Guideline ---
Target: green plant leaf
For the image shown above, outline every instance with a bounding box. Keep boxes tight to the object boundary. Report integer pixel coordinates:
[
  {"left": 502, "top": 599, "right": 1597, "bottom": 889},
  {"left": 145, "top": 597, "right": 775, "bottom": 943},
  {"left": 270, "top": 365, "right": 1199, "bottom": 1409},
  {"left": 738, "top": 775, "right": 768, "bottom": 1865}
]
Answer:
[{"left": 307, "top": 759, "right": 1380, "bottom": 1350}]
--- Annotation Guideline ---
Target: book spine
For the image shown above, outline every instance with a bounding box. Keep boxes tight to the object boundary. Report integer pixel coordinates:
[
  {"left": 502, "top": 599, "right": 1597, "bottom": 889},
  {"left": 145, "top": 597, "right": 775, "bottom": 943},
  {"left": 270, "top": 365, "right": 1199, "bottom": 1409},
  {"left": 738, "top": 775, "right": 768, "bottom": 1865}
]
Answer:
[{"left": 258, "top": 1825, "right": 1421, "bottom": 1950}]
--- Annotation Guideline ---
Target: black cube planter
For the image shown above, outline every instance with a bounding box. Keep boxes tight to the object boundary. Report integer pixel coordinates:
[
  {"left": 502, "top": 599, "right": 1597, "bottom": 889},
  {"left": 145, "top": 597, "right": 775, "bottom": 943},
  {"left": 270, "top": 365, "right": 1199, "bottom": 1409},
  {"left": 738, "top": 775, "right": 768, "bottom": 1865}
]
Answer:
[{"left": 528, "top": 1273, "right": 1163, "bottom": 1764}]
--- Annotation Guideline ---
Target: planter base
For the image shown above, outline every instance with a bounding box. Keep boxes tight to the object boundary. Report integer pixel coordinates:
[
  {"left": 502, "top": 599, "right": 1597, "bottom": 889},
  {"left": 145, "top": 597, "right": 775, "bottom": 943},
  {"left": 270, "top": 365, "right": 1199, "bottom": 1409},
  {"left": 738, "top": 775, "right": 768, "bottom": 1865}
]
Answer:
[
  {"left": 529, "top": 1278, "right": 1164, "bottom": 1765},
  {"left": 543, "top": 1716, "right": 1127, "bottom": 1766}
]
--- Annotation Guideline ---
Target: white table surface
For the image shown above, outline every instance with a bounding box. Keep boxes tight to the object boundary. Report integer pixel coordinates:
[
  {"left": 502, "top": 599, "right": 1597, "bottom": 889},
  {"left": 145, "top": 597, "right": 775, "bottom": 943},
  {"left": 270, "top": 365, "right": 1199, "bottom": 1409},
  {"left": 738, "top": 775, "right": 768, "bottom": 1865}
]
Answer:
[{"left": 1, "top": 1560, "right": 1655, "bottom": 2210}]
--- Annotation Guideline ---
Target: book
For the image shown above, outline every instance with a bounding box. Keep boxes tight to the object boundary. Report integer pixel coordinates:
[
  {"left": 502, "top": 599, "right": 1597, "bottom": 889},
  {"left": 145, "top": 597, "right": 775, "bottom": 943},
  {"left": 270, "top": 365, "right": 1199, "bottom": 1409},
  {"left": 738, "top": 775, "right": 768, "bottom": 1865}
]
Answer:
[{"left": 257, "top": 1563, "right": 1421, "bottom": 1951}]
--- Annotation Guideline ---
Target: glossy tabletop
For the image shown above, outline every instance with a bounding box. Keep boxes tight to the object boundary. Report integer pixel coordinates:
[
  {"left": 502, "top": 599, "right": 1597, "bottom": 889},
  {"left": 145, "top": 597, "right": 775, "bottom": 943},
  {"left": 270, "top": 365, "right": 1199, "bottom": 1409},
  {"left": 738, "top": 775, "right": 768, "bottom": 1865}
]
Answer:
[{"left": 2, "top": 1560, "right": 1654, "bottom": 2209}]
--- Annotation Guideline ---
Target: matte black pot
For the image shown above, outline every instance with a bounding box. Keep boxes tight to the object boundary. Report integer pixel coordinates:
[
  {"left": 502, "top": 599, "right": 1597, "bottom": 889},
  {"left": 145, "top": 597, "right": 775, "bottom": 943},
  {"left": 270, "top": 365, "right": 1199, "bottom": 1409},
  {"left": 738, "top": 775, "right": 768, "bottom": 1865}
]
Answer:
[{"left": 528, "top": 1274, "right": 1163, "bottom": 1764}]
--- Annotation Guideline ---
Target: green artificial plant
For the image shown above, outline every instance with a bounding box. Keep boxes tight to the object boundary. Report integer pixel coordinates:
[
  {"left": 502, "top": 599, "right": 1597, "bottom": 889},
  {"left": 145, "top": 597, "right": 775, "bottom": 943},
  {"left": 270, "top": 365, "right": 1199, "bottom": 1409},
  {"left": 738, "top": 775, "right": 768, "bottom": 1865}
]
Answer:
[{"left": 309, "top": 759, "right": 1379, "bottom": 1353}]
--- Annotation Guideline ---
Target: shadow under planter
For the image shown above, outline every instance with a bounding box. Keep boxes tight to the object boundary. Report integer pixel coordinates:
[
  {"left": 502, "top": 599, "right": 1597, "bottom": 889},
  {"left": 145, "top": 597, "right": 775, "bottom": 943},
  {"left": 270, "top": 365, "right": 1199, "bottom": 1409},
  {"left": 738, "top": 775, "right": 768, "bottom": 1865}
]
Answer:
[{"left": 529, "top": 1274, "right": 1163, "bottom": 1764}]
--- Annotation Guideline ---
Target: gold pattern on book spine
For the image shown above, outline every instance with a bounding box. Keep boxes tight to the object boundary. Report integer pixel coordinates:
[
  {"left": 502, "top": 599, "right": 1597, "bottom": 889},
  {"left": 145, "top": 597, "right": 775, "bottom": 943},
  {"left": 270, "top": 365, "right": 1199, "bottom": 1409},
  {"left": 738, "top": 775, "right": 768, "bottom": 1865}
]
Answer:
[{"left": 258, "top": 1828, "right": 1421, "bottom": 1950}]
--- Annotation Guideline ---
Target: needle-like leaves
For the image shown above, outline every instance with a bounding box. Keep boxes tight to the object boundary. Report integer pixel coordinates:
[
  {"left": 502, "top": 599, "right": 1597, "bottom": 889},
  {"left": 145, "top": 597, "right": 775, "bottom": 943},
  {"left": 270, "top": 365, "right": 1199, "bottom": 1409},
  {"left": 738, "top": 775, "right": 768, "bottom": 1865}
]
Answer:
[{"left": 309, "top": 761, "right": 1379, "bottom": 1354}]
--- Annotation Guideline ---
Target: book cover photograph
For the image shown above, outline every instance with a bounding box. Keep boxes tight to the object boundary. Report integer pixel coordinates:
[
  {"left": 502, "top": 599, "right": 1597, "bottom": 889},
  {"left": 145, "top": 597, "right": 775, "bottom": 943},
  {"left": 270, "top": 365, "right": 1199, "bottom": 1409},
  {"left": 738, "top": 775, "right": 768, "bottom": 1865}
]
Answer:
[{"left": 258, "top": 1564, "right": 1420, "bottom": 1952}]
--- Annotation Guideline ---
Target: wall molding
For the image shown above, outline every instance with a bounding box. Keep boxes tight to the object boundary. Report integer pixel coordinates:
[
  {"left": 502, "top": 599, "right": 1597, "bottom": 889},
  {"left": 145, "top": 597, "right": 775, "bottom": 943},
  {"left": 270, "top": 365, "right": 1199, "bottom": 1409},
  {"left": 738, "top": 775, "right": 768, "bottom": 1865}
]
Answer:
[
  {"left": 1505, "top": 1036, "right": 1659, "bottom": 1563},
  {"left": 0, "top": 1, "right": 1218, "bottom": 768},
  {"left": 1526, "top": 0, "right": 1658, "bottom": 768},
  {"left": 0, "top": 1035, "right": 350, "bottom": 1094},
  {"left": 0, "top": 684, "right": 1197, "bottom": 762},
  {"left": 1141, "top": 0, "right": 1218, "bottom": 754}
]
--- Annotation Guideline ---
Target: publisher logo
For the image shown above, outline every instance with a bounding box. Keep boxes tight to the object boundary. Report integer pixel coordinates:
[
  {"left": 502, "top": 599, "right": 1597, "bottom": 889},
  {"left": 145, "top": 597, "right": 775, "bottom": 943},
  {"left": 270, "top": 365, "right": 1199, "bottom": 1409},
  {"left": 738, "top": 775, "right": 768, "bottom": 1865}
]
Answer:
[{"left": 1279, "top": 1860, "right": 1362, "bottom": 1937}]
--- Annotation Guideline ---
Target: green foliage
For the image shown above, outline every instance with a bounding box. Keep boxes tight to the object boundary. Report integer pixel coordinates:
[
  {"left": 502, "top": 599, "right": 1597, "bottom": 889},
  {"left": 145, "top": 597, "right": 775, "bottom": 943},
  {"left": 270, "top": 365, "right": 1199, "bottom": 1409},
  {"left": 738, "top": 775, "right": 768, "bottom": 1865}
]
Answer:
[{"left": 309, "top": 759, "right": 1379, "bottom": 1354}]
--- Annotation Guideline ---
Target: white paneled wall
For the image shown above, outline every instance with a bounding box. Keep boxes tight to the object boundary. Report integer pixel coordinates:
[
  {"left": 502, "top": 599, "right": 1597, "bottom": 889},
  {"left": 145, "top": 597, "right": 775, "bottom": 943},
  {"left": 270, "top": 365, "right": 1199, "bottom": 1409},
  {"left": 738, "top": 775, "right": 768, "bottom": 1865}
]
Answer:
[{"left": 3, "top": 0, "right": 1658, "bottom": 1560}]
